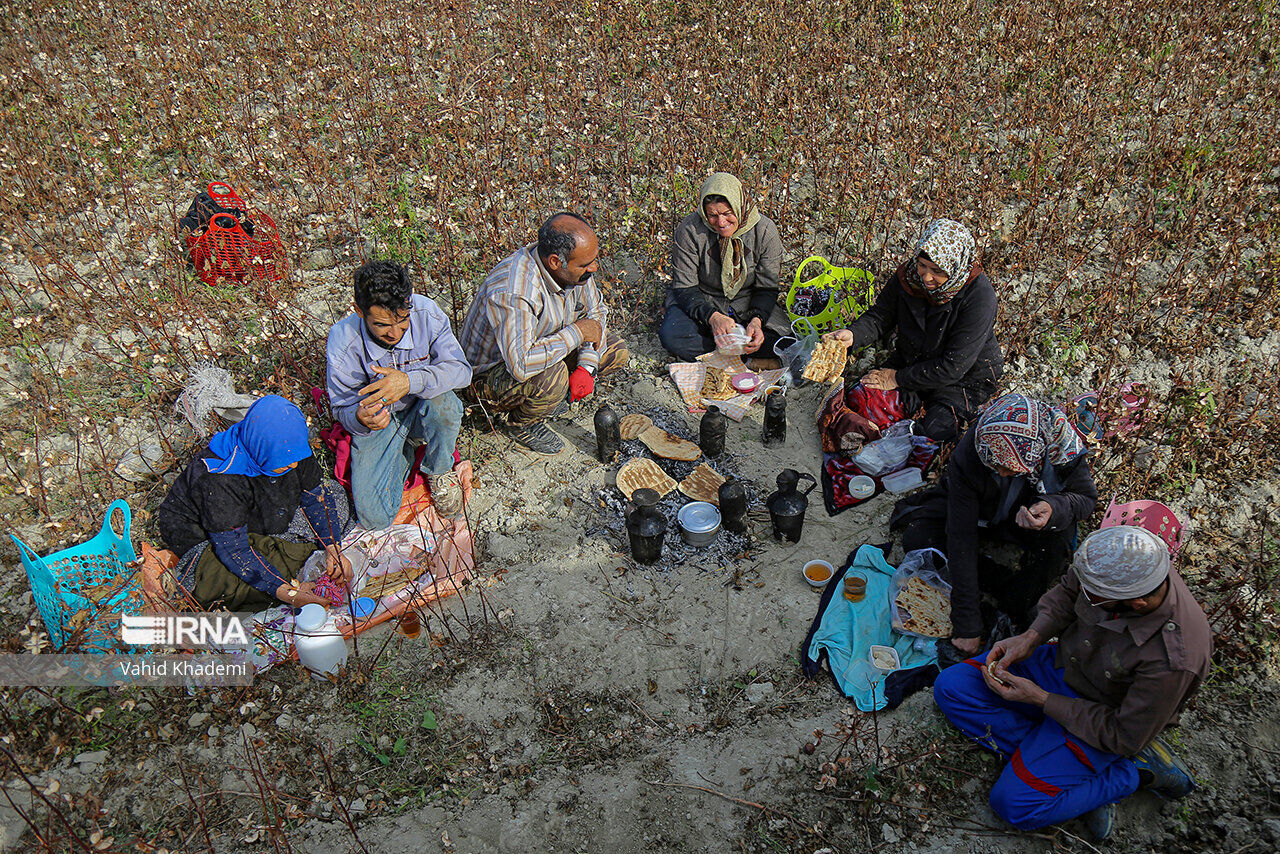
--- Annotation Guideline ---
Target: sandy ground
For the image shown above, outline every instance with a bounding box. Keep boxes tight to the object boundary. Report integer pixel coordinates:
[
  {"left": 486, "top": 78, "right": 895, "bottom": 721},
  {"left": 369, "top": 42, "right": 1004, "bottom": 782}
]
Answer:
[
  {"left": 2, "top": 330, "right": 1276, "bottom": 853},
  {"left": 279, "top": 333, "right": 1280, "bottom": 854}
]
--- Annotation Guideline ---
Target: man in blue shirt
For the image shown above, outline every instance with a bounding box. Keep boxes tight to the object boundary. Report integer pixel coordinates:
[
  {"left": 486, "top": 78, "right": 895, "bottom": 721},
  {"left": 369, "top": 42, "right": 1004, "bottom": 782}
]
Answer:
[{"left": 326, "top": 261, "right": 473, "bottom": 526}]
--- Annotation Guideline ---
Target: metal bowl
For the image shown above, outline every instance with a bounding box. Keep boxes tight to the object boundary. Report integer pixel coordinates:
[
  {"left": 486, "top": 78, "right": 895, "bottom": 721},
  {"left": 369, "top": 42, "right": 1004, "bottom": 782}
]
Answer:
[{"left": 677, "top": 501, "right": 721, "bottom": 547}]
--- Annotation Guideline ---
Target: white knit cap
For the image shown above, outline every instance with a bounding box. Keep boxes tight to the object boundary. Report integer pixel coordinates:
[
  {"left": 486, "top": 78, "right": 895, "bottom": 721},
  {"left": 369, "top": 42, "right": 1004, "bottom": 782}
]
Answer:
[{"left": 1074, "top": 526, "right": 1171, "bottom": 601}]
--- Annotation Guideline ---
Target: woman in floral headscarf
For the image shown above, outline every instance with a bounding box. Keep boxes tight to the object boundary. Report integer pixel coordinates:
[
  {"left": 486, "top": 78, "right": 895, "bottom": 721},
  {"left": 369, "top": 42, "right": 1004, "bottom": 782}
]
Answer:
[
  {"left": 890, "top": 393, "right": 1097, "bottom": 657},
  {"left": 827, "top": 219, "right": 1003, "bottom": 441},
  {"left": 659, "top": 172, "right": 792, "bottom": 361}
]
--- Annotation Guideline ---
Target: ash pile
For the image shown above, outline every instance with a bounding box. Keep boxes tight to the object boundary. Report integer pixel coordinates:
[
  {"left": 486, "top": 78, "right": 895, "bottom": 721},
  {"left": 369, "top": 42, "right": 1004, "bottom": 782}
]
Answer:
[{"left": 589, "top": 407, "right": 761, "bottom": 573}]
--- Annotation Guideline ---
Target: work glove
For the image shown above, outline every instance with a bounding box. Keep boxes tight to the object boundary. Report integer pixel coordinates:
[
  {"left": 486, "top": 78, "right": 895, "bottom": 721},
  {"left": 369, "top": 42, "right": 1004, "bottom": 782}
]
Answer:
[{"left": 568, "top": 367, "right": 595, "bottom": 402}]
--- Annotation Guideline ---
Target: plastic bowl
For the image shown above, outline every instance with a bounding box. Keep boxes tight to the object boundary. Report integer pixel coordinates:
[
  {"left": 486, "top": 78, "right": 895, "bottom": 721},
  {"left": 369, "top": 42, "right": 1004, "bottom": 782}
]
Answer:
[
  {"left": 869, "top": 644, "right": 901, "bottom": 673},
  {"left": 351, "top": 597, "right": 377, "bottom": 621},
  {"left": 731, "top": 372, "right": 761, "bottom": 393},
  {"left": 848, "top": 475, "right": 875, "bottom": 499},
  {"left": 802, "top": 560, "right": 834, "bottom": 588},
  {"left": 882, "top": 467, "right": 924, "bottom": 493}
]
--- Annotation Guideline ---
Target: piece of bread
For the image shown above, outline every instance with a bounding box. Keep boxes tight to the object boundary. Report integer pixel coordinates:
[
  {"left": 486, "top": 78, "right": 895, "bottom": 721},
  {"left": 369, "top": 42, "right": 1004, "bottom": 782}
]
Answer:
[
  {"left": 893, "top": 576, "right": 953, "bottom": 637},
  {"left": 700, "top": 366, "right": 737, "bottom": 401},
  {"left": 616, "top": 458, "right": 678, "bottom": 498},
  {"left": 639, "top": 426, "right": 702, "bottom": 461},
  {"left": 802, "top": 338, "right": 848, "bottom": 384},
  {"left": 619, "top": 413, "right": 653, "bottom": 441},
  {"left": 361, "top": 559, "right": 431, "bottom": 599},
  {"left": 678, "top": 463, "right": 725, "bottom": 504}
]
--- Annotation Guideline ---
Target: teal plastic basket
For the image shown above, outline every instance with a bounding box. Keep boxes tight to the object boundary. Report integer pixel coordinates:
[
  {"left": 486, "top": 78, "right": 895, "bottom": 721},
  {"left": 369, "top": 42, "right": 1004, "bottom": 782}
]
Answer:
[{"left": 11, "top": 500, "right": 143, "bottom": 652}]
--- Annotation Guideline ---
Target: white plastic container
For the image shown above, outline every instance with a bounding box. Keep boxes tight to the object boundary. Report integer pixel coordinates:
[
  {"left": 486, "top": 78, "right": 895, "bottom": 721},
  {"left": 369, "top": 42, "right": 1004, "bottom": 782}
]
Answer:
[
  {"left": 869, "top": 644, "right": 901, "bottom": 673},
  {"left": 294, "top": 604, "right": 349, "bottom": 681},
  {"left": 848, "top": 475, "right": 875, "bottom": 499},
  {"left": 881, "top": 467, "right": 924, "bottom": 493}
]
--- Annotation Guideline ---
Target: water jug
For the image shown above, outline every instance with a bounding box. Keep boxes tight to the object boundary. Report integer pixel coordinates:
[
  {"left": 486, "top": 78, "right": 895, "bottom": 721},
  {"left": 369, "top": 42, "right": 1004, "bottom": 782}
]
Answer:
[
  {"left": 700, "top": 405, "right": 726, "bottom": 458},
  {"left": 718, "top": 478, "right": 748, "bottom": 534},
  {"left": 762, "top": 387, "right": 786, "bottom": 447},
  {"left": 766, "top": 469, "right": 817, "bottom": 543},
  {"left": 594, "top": 403, "right": 621, "bottom": 463},
  {"left": 624, "top": 488, "right": 667, "bottom": 564},
  {"left": 294, "top": 604, "right": 349, "bottom": 681}
]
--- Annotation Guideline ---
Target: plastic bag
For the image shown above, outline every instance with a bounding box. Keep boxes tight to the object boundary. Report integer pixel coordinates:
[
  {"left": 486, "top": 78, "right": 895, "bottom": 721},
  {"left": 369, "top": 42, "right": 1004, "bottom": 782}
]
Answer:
[
  {"left": 298, "top": 549, "right": 328, "bottom": 583},
  {"left": 888, "top": 548, "right": 953, "bottom": 639},
  {"left": 341, "top": 523, "right": 437, "bottom": 593},
  {"left": 775, "top": 333, "right": 820, "bottom": 386},
  {"left": 714, "top": 323, "right": 751, "bottom": 356},
  {"left": 883, "top": 419, "right": 915, "bottom": 439},
  {"left": 853, "top": 433, "right": 913, "bottom": 476}
]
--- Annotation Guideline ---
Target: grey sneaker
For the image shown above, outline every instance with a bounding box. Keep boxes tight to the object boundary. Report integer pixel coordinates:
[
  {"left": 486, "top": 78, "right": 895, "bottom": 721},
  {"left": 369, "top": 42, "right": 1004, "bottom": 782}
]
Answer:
[
  {"left": 547, "top": 399, "right": 569, "bottom": 419},
  {"left": 427, "top": 471, "right": 464, "bottom": 518},
  {"left": 502, "top": 421, "right": 564, "bottom": 455}
]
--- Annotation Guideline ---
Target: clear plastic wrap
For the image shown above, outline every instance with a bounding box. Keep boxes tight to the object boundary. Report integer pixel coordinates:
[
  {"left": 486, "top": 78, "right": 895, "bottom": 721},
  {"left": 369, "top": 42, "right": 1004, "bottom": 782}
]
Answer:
[
  {"left": 853, "top": 434, "right": 913, "bottom": 476},
  {"left": 888, "top": 548, "right": 953, "bottom": 639}
]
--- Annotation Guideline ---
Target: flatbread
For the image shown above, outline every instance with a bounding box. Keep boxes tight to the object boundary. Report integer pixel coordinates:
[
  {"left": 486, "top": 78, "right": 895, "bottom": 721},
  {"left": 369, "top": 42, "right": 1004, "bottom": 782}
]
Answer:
[
  {"left": 678, "top": 463, "right": 725, "bottom": 504},
  {"left": 893, "top": 576, "right": 953, "bottom": 637},
  {"left": 802, "top": 338, "right": 848, "bottom": 384},
  {"left": 361, "top": 559, "right": 431, "bottom": 599},
  {"left": 700, "top": 366, "right": 736, "bottom": 401},
  {"left": 639, "top": 426, "right": 701, "bottom": 461},
  {"left": 619, "top": 413, "right": 653, "bottom": 441},
  {"left": 616, "top": 458, "right": 677, "bottom": 498}
]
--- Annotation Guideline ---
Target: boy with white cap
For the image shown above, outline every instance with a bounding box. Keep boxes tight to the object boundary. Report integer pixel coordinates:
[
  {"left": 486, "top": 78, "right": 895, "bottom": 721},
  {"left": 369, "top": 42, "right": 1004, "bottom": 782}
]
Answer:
[{"left": 933, "top": 525, "right": 1213, "bottom": 840}]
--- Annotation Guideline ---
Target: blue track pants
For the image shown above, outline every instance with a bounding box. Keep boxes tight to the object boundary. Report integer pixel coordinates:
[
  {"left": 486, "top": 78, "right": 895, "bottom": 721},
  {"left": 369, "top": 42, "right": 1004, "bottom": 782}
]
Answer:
[{"left": 933, "top": 645, "right": 1140, "bottom": 829}]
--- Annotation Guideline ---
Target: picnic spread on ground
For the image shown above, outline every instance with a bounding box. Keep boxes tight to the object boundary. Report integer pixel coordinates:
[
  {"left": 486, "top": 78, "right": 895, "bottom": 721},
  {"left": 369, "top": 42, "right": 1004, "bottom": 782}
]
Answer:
[{"left": 11, "top": 178, "right": 1215, "bottom": 844}]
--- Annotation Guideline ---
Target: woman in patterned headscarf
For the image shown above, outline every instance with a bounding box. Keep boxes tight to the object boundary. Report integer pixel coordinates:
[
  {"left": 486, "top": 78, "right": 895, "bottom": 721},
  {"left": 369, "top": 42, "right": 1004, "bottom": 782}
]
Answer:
[
  {"left": 660, "top": 172, "right": 792, "bottom": 361},
  {"left": 889, "top": 392, "right": 1097, "bottom": 657},
  {"left": 826, "top": 219, "right": 1003, "bottom": 441}
]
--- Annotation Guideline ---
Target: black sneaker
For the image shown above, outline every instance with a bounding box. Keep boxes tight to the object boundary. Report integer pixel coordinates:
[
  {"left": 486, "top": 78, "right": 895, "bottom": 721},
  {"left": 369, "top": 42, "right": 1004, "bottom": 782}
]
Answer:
[
  {"left": 502, "top": 420, "right": 565, "bottom": 455},
  {"left": 1084, "top": 802, "right": 1116, "bottom": 842},
  {"left": 547, "top": 400, "right": 569, "bottom": 419}
]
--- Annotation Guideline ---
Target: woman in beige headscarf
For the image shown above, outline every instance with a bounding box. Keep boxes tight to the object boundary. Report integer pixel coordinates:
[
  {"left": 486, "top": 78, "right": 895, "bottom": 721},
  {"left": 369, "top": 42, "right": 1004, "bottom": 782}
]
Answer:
[{"left": 660, "top": 172, "right": 790, "bottom": 361}]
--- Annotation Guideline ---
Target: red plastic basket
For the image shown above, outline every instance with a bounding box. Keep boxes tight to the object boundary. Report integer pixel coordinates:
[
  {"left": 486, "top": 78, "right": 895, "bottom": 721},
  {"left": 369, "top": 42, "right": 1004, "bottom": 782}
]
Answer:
[{"left": 186, "top": 182, "right": 288, "bottom": 286}]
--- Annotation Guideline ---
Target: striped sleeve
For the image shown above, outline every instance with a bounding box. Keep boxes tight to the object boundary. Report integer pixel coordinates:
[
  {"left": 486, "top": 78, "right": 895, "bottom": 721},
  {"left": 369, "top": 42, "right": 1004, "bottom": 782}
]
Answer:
[
  {"left": 577, "top": 280, "right": 607, "bottom": 372},
  {"left": 486, "top": 290, "right": 582, "bottom": 381}
]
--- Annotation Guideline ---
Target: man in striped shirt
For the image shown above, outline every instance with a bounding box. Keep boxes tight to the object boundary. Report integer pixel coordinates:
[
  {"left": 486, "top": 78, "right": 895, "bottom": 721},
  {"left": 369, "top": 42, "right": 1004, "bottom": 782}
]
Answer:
[{"left": 460, "top": 213, "right": 628, "bottom": 454}]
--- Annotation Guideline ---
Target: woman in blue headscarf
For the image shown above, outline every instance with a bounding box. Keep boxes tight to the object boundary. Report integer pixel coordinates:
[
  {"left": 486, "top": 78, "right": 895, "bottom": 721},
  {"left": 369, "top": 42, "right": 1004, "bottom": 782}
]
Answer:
[{"left": 158, "top": 395, "right": 351, "bottom": 610}]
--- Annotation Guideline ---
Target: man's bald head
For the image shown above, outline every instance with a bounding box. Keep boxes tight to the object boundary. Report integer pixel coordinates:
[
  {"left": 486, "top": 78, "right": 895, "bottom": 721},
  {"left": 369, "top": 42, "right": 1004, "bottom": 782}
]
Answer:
[
  {"left": 538, "top": 212, "right": 599, "bottom": 288},
  {"left": 538, "top": 212, "right": 594, "bottom": 262}
]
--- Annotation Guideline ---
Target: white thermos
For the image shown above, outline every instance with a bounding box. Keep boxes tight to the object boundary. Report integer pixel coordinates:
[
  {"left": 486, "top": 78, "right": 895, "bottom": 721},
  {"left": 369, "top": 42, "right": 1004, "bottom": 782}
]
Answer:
[{"left": 294, "top": 604, "right": 349, "bottom": 680}]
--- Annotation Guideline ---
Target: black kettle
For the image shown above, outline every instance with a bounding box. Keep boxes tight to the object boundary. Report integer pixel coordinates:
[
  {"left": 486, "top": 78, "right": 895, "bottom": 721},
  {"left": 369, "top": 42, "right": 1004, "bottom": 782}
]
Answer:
[
  {"left": 766, "top": 469, "right": 817, "bottom": 543},
  {"left": 625, "top": 488, "right": 667, "bottom": 564}
]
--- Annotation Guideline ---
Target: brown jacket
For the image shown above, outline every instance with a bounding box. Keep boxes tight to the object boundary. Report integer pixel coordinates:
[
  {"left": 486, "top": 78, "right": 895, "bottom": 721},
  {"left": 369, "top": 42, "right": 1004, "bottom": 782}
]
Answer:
[{"left": 1028, "top": 566, "right": 1213, "bottom": 756}]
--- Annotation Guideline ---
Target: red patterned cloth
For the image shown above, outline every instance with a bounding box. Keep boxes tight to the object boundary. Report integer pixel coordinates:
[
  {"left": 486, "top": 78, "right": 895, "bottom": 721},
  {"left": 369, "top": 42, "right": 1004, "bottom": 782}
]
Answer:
[
  {"left": 312, "top": 572, "right": 348, "bottom": 606},
  {"left": 816, "top": 383, "right": 908, "bottom": 453}
]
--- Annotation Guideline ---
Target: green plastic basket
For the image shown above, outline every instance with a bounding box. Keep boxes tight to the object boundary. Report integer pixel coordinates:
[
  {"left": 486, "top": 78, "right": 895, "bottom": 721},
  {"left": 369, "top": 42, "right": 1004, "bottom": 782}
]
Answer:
[
  {"left": 785, "top": 256, "right": 875, "bottom": 336},
  {"left": 11, "top": 500, "right": 143, "bottom": 652}
]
